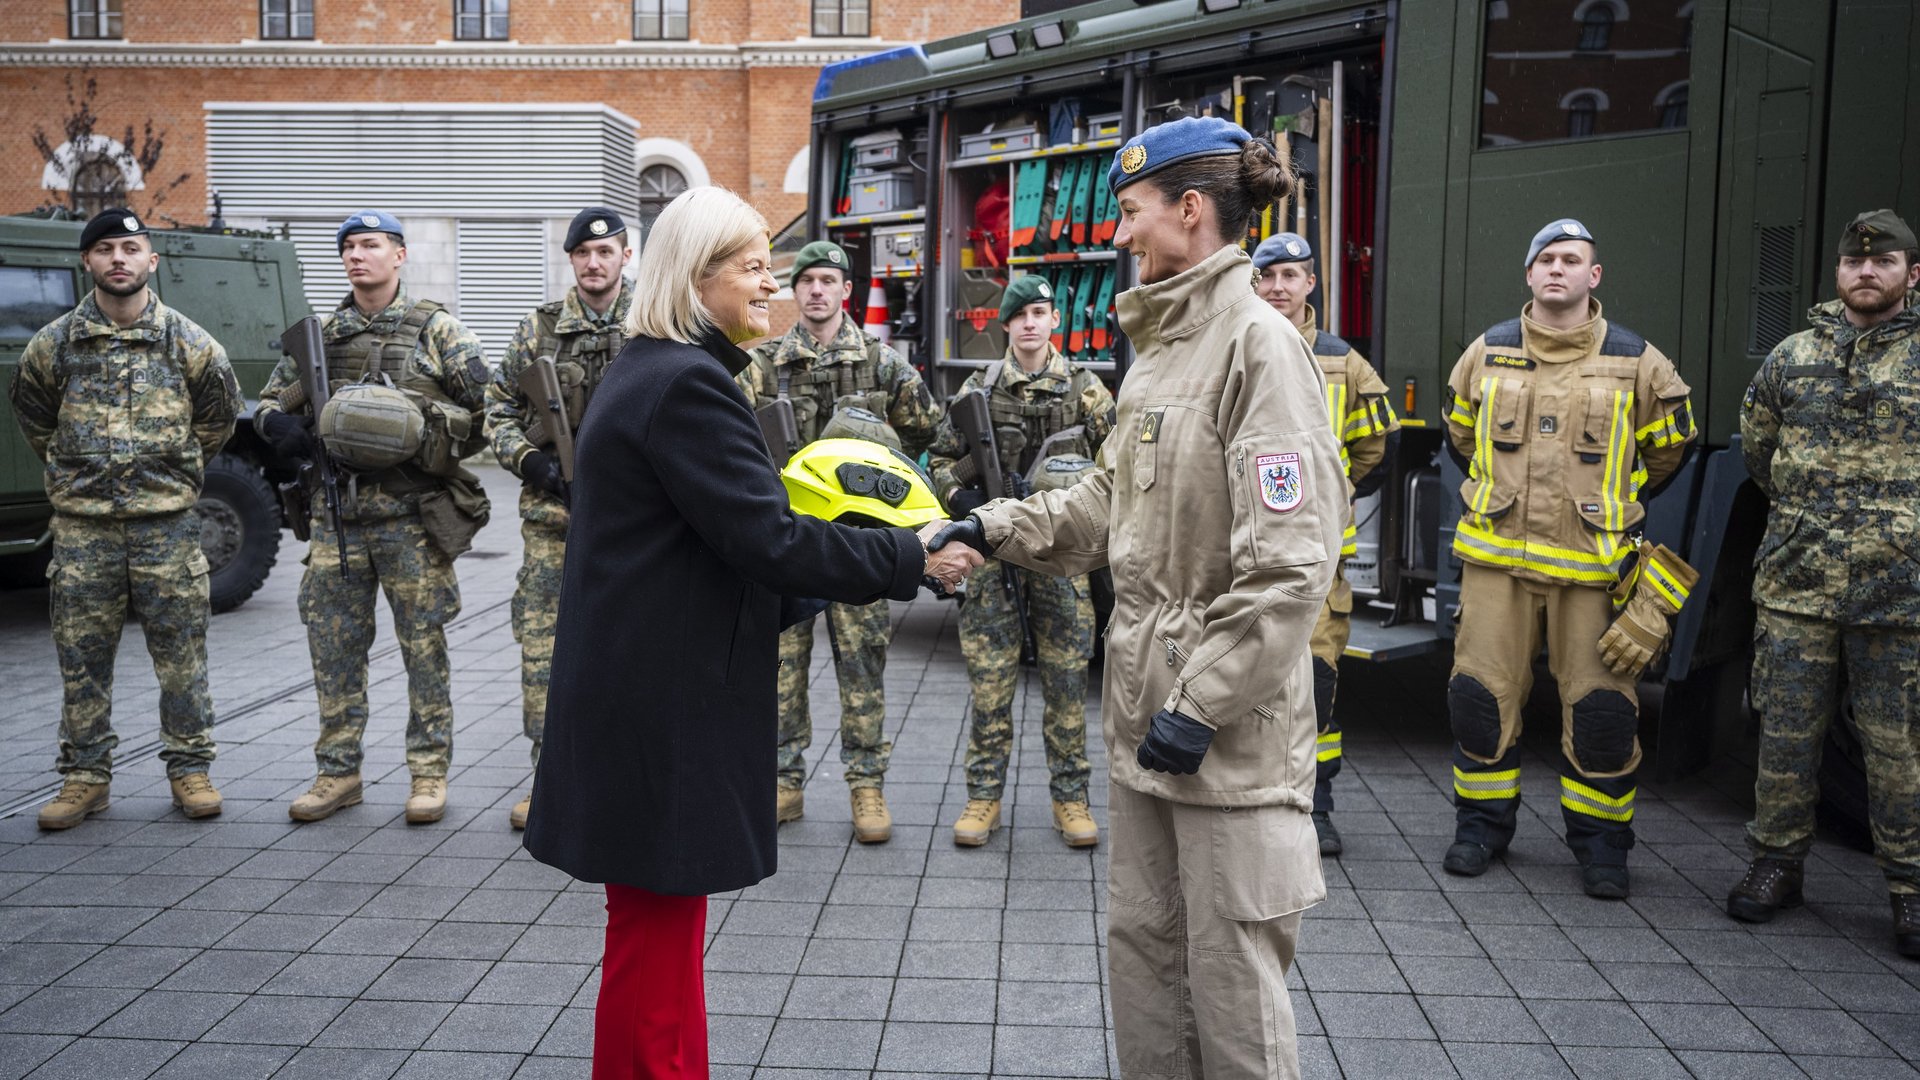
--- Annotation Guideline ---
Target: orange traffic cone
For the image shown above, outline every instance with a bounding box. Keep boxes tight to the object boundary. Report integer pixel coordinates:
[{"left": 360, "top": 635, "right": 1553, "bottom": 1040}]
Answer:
[{"left": 862, "top": 279, "right": 891, "bottom": 345}]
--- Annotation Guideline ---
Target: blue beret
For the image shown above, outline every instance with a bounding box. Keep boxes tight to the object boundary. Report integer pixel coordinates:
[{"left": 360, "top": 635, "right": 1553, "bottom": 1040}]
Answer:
[
  {"left": 78, "top": 207, "right": 149, "bottom": 251},
  {"left": 1525, "top": 218, "right": 1595, "bottom": 268},
  {"left": 337, "top": 209, "right": 405, "bottom": 252},
  {"left": 564, "top": 207, "right": 628, "bottom": 253},
  {"left": 1108, "top": 115, "right": 1251, "bottom": 196},
  {"left": 1252, "top": 232, "right": 1312, "bottom": 269}
]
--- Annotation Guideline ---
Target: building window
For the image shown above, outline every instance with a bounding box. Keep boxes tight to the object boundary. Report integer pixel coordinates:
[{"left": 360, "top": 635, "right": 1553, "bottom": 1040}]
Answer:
[
  {"left": 638, "top": 164, "right": 688, "bottom": 239},
  {"left": 812, "top": 0, "right": 870, "bottom": 38},
  {"left": 72, "top": 157, "right": 130, "bottom": 219},
  {"left": 1576, "top": 6, "right": 1614, "bottom": 50},
  {"left": 69, "top": 0, "right": 122, "bottom": 39},
  {"left": 455, "top": 0, "right": 509, "bottom": 40},
  {"left": 634, "top": 0, "right": 688, "bottom": 40},
  {"left": 261, "top": 0, "right": 314, "bottom": 39},
  {"left": 1566, "top": 93, "right": 1601, "bottom": 138},
  {"left": 1659, "top": 84, "right": 1688, "bottom": 128}
]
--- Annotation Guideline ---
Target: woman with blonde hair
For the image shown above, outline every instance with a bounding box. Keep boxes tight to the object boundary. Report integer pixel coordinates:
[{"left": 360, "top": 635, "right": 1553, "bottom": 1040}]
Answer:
[{"left": 524, "top": 186, "right": 976, "bottom": 1078}]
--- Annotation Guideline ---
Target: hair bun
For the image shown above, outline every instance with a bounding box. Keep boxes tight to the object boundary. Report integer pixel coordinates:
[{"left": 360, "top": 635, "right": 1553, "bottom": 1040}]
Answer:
[{"left": 1240, "top": 138, "right": 1294, "bottom": 208}]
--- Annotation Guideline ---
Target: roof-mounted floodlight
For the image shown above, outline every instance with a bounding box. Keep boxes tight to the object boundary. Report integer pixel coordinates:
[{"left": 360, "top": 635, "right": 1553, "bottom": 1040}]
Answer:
[{"left": 985, "top": 31, "right": 1018, "bottom": 59}]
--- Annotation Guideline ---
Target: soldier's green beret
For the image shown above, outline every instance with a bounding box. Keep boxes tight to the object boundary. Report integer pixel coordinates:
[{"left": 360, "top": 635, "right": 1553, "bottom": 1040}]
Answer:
[
  {"left": 792, "top": 241, "right": 851, "bottom": 280},
  {"left": 998, "top": 275, "right": 1054, "bottom": 323},
  {"left": 1838, "top": 209, "right": 1917, "bottom": 257}
]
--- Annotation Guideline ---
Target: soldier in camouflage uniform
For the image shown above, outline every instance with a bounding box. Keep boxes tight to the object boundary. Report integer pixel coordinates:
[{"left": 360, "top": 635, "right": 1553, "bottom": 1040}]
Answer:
[
  {"left": 1253, "top": 233, "right": 1400, "bottom": 857},
  {"left": 1729, "top": 209, "right": 1920, "bottom": 959},
  {"left": 926, "top": 274, "right": 1115, "bottom": 848},
  {"left": 484, "top": 206, "right": 632, "bottom": 830},
  {"left": 8, "top": 208, "right": 242, "bottom": 830},
  {"left": 257, "top": 210, "right": 491, "bottom": 826},
  {"left": 738, "top": 240, "right": 940, "bottom": 843}
]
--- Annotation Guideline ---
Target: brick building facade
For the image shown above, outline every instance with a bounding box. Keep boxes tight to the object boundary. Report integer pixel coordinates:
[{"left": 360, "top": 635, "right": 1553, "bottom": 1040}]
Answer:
[{"left": 0, "top": 0, "right": 1014, "bottom": 345}]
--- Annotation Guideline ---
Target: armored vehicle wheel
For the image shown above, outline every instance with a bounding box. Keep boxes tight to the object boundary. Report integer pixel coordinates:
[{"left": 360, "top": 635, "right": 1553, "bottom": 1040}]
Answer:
[{"left": 197, "top": 451, "right": 280, "bottom": 614}]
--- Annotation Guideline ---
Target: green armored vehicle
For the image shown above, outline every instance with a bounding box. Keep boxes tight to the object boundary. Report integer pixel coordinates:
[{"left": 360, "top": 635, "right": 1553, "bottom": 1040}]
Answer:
[{"left": 0, "top": 212, "right": 310, "bottom": 611}]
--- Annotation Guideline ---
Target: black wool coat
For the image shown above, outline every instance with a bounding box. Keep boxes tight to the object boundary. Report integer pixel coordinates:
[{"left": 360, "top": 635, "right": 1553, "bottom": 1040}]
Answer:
[{"left": 523, "top": 328, "right": 924, "bottom": 895}]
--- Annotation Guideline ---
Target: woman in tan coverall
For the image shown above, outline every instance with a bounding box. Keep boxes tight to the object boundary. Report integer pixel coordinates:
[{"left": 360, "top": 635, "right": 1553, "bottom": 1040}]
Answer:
[{"left": 933, "top": 116, "right": 1348, "bottom": 1079}]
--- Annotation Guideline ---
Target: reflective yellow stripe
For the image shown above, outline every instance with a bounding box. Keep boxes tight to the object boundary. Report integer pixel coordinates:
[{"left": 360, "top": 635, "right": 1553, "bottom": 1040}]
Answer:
[
  {"left": 1316, "top": 731, "right": 1342, "bottom": 762},
  {"left": 1642, "top": 558, "right": 1689, "bottom": 609},
  {"left": 1453, "top": 765, "right": 1521, "bottom": 800},
  {"left": 1448, "top": 398, "right": 1477, "bottom": 428},
  {"left": 1601, "top": 390, "right": 1633, "bottom": 533},
  {"left": 1340, "top": 522, "right": 1358, "bottom": 558},
  {"left": 1560, "top": 777, "right": 1635, "bottom": 822},
  {"left": 1470, "top": 378, "right": 1499, "bottom": 521},
  {"left": 1453, "top": 519, "right": 1627, "bottom": 584}
]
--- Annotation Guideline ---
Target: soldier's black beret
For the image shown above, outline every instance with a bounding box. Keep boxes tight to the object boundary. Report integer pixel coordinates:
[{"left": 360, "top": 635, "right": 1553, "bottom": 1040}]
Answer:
[
  {"left": 564, "top": 207, "right": 629, "bottom": 253},
  {"left": 78, "top": 207, "right": 150, "bottom": 251}
]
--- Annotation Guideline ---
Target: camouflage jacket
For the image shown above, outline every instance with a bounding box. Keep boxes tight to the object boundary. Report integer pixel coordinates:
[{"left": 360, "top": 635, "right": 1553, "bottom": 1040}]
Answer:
[
  {"left": 1742, "top": 291, "right": 1920, "bottom": 627},
  {"left": 485, "top": 283, "right": 633, "bottom": 527},
  {"left": 8, "top": 291, "right": 241, "bottom": 519},
  {"left": 739, "top": 317, "right": 941, "bottom": 456},
  {"left": 256, "top": 287, "right": 489, "bottom": 521},
  {"left": 925, "top": 347, "right": 1116, "bottom": 498}
]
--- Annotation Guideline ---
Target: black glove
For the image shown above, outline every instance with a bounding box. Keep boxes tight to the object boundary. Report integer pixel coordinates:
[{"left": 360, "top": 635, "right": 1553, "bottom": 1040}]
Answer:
[
  {"left": 1136, "top": 708, "right": 1215, "bottom": 775},
  {"left": 261, "top": 410, "right": 314, "bottom": 462},
  {"left": 928, "top": 514, "right": 995, "bottom": 557},
  {"left": 946, "top": 487, "right": 989, "bottom": 517},
  {"left": 522, "top": 450, "right": 570, "bottom": 504}
]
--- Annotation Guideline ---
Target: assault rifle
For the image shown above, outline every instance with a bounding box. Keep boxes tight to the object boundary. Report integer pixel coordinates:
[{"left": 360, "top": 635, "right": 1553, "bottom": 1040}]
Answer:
[
  {"left": 948, "top": 388, "right": 1036, "bottom": 665},
  {"left": 517, "top": 355, "right": 576, "bottom": 485},
  {"left": 757, "top": 398, "right": 800, "bottom": 468},
  {"left": 280, "top": 315, "right": 349, "bottom": 578}
]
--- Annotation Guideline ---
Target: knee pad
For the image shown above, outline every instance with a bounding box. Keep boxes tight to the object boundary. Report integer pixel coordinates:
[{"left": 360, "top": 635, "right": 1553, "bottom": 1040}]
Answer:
[
  {"left": 1448, "top": 674, "right": 1503, "bottom": 759},
  {"left": 1312, "top": 658, "right": 1338, "bottom": 730},
  {"left": 1571, "top": 690, "right": 1637, "bottom": 774}
]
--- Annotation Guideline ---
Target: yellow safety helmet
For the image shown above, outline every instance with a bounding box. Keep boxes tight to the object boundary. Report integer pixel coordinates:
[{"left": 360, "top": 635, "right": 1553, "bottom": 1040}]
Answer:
[{"left": 782, "top": 437, "right": 945, "bottom": 528}]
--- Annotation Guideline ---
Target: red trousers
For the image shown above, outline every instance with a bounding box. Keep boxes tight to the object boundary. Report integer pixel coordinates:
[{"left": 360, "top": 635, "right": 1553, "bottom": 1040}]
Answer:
[{"left": 594, "top": 884, "right": 709, "bottom": 1080}]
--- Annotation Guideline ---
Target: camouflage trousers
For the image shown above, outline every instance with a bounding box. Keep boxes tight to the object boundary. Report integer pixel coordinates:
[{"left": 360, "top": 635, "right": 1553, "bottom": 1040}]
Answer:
[
  {"left": 777, "top": 600, "right": 892, "bottom": 790},
  {"left": 511, "top": 519, "right": 565, "bottom": 768},
  {"left": 48, "top": 511, "right": 215, "bottom": 783},
  {"left": 298, "top": 510, "right": 461, "bottom": 778},
  {"left": 959, "top": 559, "right": 1093, "bottom": 803},
  {"left": 1749, "top": 607, "right": 1920, "bottom": 893}
]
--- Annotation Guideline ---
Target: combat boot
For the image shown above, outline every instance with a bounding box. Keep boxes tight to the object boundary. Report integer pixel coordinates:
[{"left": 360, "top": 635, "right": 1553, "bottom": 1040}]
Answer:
[
  {"left": 37, "top": 778, "right": 109, "bottom": 831},
  {"left": 777, "top": 786, "right": 804, "bottom": 825},
  {"left": 170, "top": 773, "right": 223, "bottom": 819},
  {"left": 1891, "top": 894, "right": 1919, "bottom": 960},
  {"left": 406, "top": 777, "right": 448, "bottom": 824},
  {"left": 1582, "top": 864, "right": 1630, "bottom": 900},
  {"left": 952, "top": 799, "right": 1001, "bottom": 846},
  {"left": 850, "top": 786, "right": 891, "bottom": 844},
  {"left": 1726, "top": 857, "right": 1803, "bottom": 924},
  {"left": 290, "top": 773, "right": 362, "bottom": 822},
  {"left": 1313, "top": 811, "right": 1343, "bottom": 856},
  {"left": 1443, "top": 841, "right": 1499, "bottom": 877},
  {"left": 1052, "top": 800, "right": 1098, "bottom": 848},
  {"left": 509, "top": 793, "right": 530, "bottom": 830}
]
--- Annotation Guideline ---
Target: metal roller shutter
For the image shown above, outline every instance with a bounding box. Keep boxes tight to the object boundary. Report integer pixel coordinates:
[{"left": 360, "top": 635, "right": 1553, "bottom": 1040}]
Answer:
[{"left": 457, "top": 220, "right": 547, "bottom": 357}]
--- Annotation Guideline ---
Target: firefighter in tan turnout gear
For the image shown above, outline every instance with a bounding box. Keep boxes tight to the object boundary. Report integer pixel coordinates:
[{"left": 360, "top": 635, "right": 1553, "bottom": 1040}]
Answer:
[
  {"left": 1253, "top": 231, "right": 1400, "bottom": 857},
  {"left": 484, "top": 206, "right": 633, "bottom": 830},
  {"left": 1441, "top": 219, "right": 1698, "bottom": 899}
]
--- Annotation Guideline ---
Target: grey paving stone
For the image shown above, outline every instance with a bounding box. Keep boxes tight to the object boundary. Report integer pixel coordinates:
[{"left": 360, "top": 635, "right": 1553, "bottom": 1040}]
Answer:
[
  {"left": 1298, "top": 1033, "right": 1339, "bottom": 1080},
  {"left": 782, "top": 974, "right": 893, "bottom": 1020},
  {"left": 1739, "top": 1006, "right": 1898, "bottom": 1056},
  {"left": 1803, "top": 969, "right": 1920, "bottom": 1012},
  {"left": 272, "top": 1046, "right": 411, "bottom": 1080},
  {"left": 1300, "top": 953, "right": 1409, "bottom": 994},
  {"left": 1374, "top": 919, "right": 1485, "bottom": 957},
  {"left": 313, "top": 1000, "right": 457, "bottom": 1050},
  {"left": 1003, "top": 879, "right": 1092, "bottom": 911},
  {"left": 155, "top": 948, "right": 294, "bottom": 993},
  {"left": 1556, "top": 1045, "right": 1694, "bottom": 1080},
  {"left": 1673, "top": 1049, "right": 1813, "bottom": 1079},
  {"left": 909, "top": 905, "right": 1002, "bottom": 942},
  {"left": 90, "top": 989, "right": 245, "bottom": 1040},
  {"left": 1472, "top": 923, "right": 1582, "bottom": 961},
  {"left": 311, "top": 916, "right": 435, "bottom": 957},
  {"left": 1395, "top": 956, "right": 1513, "bottom": 996},
  {"left": 215, "top": 911, "right": 343, "bottom": 951},
  {"left": 16, "top": 905, "right": 158, "bottom": 944},
  {"left": 51, "top": 944, "right": 199, "bottom": 989},
  {"left": 1854, "top": 1010, "right": 1920, "bottom": 1060},
  {"left": 0, "top": 986, "right": 139, "bottom": 1035},
  {"left": 0, "top": 943, "right": 100, "bottom": 985},
  {"left": 116, "top": 909, "right": 250, "bottom": 948},
  {"left": 1443, "top": 1041, "right": 1575, "bottom": 1079},
  {"left": 256, "top": 952, "right": 395, "bottom": 997},
  {"left": 1524, "top": 999, "right": 1661, "bottom": 1048},
  {"left": 511, "top": 1057, "right": 587, "bottom": 1079},
  {"left": 1597, "top": 960, "right": 1725, "bottom": 1003},
  {"left": 201, "top": 993, "right": 352, "bottom": 1045},
  {"left": 502, "top": 926, "right": 602, "bottom": 965},
  {"left": 991, "top": 1023, "right": 1109, "bottom": 1077},
  {"left": 1631, "top": 1001, "right": 1775, "bottom": 1052},
  {"left": 759, "top": 1017, "right": 882, "bottom": 1070},
  {"left": 704, "top": 971, "right": 789, "bottom": 1017},
  {"left": 1002, "top": 909, "right": 1099, "bottom": 945},
  {"left": 395, "top": 857, "right": 500, "bottom": 890},
  {"left": 147, "top": 1041, "right": 296, "bottom": 1079},
  {"left": 1494, "top": 959, "right": 1618, "bottom": 1000},
  {"left": 1000, "top": 942, "right": 1100, "bottom": 982},
  {"left": 890, "top": 977, "right": 998, "bottom": 1023},
  {"left": 1697, "top": 963, "right": 1835, "bottom": 1009},
  {"left": 703, "top": 935, "right": 805, "bottom": 975},
  {"left": 1312, "top": 990, "right": 1435, "bottom": 1040},
  {"left": 996, "top": 979, "right": 1105, "bottom": 1028},
  {"left": 1330, "top": 1037, "right": 1458, "bottom": 1080},
  {"left": 422, "top": 1002, "right": 561, "bottom": 1053},
  {"left": 447, "top": 888, "right": 557, "bottom": 924},
  {"left": 815, "top": 903, "right": 912, "bottom": 940},
  {"left": 389, "top": 1050, "right": 523, "bottom": 1078},
  {"left": 1792, "top": 1055, "right": 1920, "bottom": 1080},
  {"left": 467, "top": 961, "right": 591, "bottom": 1007},
  {"left": 16, "top": 1035, "right": 184, "bottom": 1080},
  {"left": 364, "top": 957, "right": 492, "bottom": 1002},
  {"left": 404, "top": 921, "right": 526, "bottom": 961},
  {"left": 827, "top": 874, "right": 921, "bottom": 907},
  {"left": 266, "top": 879, "right": 384, "bottom": 916},
  {"left": 875, "top": 1020, "right": 994, "bottom": 1073},
  {"left": 1562, "top": 925, "right": 1683, "bottom": 964},
  {"left": 174, "top": 875, "right": 296, "bottom": 912},
  {"left": 0, "top": 1034, "right": 70, "bottom": 1080},
  {"left": 795, "top": 938, "right": 902, "bottom": 978},
  {"left": 705, "top": 1012, "right": 772, "bottom": 1065},
  {"left": 1419, "top": 994, "right": 1546, "bottom": 1043}
]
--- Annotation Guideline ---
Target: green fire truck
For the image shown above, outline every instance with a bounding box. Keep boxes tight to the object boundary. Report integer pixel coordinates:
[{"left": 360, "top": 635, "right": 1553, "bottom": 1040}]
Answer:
[{"left": 807, "top": 0, "right": 1917, "bottom": 821}]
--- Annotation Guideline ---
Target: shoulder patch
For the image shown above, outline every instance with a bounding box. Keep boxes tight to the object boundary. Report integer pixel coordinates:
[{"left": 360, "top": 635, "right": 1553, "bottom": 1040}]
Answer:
[
  {"left": 1255, "top": 452, "right": 1304, "bottom": 513},
  {"left": 1483, "top": 318, "right": 1524, "bottom": 348},
  {"left": 1311, "top": 332, "right": 1351, "bottom": 358},
  {"left": 1599, "top": 323, "right": 1648, "bottom": 357},
  {"left": 538, "top": 299, "right": 566, "bottom": 317}
]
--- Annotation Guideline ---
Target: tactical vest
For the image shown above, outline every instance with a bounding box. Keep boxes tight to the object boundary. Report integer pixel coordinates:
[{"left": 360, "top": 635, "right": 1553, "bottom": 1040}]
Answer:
[
  {"left": 322, "top": 299, "right": 482, "bottom": 477},
  {"left": 533, "top": 299, "right": 627, "bottom": 427},
  {"left": 983, "top": 358, "right": 1090, "bottom": 474},
  {"left": 771, "top": 337, "right": 891, "bottom": 444}
]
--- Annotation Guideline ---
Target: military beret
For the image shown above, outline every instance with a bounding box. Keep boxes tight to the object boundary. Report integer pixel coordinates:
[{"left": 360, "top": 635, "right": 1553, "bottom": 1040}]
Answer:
[
  {"left": 336, "top": 209, "right": 405, "bottom": 252},
  {"left": 998, "top": 274, "right": 1055, "bottom": 323},
  {"left": 1838, "top": 209, "right": 1917, "bottom": 257},
  {"left": 792, "top": 240, "right": 851, "bottom": 280},
  {"left": 78, "top": 207, "right": 149, "bottom": 251},
  {"left": 563, "top": 206, "right": 628, "bottom": 253},
  {"left": 1108, "top": 115, "right": 1250, "bottom": 196},
  {"left": 1252, "top": 232, "right": 1312, "bottom": 270},
  {"left": 1525, "top": 218, "right": 1596, "bottom": 268}
]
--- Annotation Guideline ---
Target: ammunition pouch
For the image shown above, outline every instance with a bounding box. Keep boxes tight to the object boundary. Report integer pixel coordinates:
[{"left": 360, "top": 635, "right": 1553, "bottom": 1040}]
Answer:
[
  {"left": 818, "top": 405, "right": 902, "bottom": 452},
  {"left": 415, "top": 467, "right": 492, "bottom": 559},
  {"left": 413, "top": 395, "right": 485, "bottom": 478},
  {"left": 317, "top": 379, "right": 425, "bottom": 471}
]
